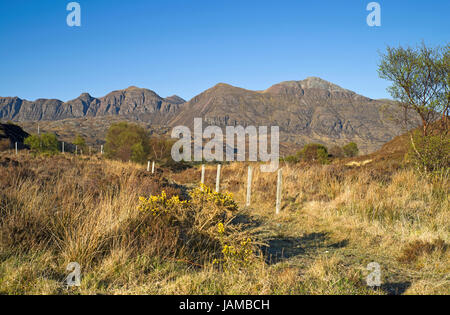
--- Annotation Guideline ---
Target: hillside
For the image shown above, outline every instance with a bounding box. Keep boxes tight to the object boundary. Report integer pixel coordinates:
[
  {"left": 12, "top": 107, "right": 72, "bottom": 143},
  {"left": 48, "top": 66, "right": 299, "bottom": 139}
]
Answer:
[
  {"left": 0, "top": 87, "right": 186, "bottom": 124},
  {"left": 1, "top": 77, "right": 420, "bottom": 153},
  {"left": 169, "top": 77, "right": 418, "bottom": 153}
]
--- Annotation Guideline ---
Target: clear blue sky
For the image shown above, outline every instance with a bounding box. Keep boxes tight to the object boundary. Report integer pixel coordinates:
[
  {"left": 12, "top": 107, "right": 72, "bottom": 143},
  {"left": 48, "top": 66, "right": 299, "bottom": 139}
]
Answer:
[{"left": 0, "top": 0, "right": 448, "bottom": 102}]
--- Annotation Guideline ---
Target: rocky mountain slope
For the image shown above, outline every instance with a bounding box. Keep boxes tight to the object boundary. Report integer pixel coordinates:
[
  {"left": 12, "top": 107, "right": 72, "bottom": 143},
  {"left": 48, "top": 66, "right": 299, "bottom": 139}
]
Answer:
[
  {"left": 1, "top": 77, "right": 419, "bottom": 153},
  {"left": 0, "top": 87, "right": 186, "bottom": 124},
  {"left": 169, "top": 77, "right": 416, "bottom": 153}
]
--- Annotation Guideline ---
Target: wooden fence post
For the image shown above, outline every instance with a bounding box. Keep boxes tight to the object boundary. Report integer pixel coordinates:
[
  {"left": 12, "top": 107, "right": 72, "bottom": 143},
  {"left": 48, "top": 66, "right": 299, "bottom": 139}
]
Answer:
[
  {"left": 246, "top": 166, "right": 253, "bottom": 207},
  {"left": 147, "top": 161, "right": 150, "bottom": 172},
  {"left": 276, "top": 168, "right": 283, "bottom": 215},
  {"left": 201, "top": 165, "right": 205, "bottom": 187},
  {"left": 152, "top": 161, "right": 155, "bottom": 174},
  {"left": 215, "top": 164, "right": 221, "bottom": 193},
  {"left": 62, "top": 142, "right": 65, "bottom": 154}
]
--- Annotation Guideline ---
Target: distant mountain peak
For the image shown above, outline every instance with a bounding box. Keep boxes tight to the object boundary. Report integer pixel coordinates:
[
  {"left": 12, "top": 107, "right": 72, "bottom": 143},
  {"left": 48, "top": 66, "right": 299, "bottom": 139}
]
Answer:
[
  {"left": 79, "top": 92, "right": 93, "bottom": 99},
  {"left": 165, "top": 95, "right": 186, "bottom": 104},
  {"left": 212, "top": 83, "right": 236, "bottom": 89},
  {"left": 301, "top": 77, "right": 348, "bottom": 92},
  {"left": 264, "top": 77, "right": 353, "bottom": 96},
  {"left": 125, "top": 86, "right": 141, "bottom": 91}
]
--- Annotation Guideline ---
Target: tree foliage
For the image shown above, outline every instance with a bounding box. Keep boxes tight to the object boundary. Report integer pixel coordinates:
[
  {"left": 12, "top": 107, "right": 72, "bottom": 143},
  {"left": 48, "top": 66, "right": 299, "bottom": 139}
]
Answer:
[
  {"left": 298, "top": 143, "right": 329, "bottom": 164},
  {"left": 73, "top": 134, "right": 86, "bottom": 153},
  {"left": 343, "top": 142, "right": 359, "bottom": 157},
  {"left": 104, "top": 122, "right": 150, "bottom": 164},
  {"left": 378, "top": 43, "right": 449, "bottom": 135},
  {"left": 148, "top": 137, "right": 176, "bottom": 163},
  {"left": 24, "top": 133, "right": 59, "bottom": 154}
]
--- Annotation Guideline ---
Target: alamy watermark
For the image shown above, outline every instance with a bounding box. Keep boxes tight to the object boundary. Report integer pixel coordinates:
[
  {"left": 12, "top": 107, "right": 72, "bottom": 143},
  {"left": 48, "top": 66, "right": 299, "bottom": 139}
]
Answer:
[
  {"left": 171, "top": 118, "right": 280, "bottom": 172},
  {"left": 65, "top": 262, "right": 81, "bottom": 288},
  {"left": 66, "top": 2, "right": 81, "bottom": 27},
  {"left": 366, "top": 2, "right": 381, "bottom": 27},
  {"left": 366, "top": 262, "right": 382, "bottom": 287}
]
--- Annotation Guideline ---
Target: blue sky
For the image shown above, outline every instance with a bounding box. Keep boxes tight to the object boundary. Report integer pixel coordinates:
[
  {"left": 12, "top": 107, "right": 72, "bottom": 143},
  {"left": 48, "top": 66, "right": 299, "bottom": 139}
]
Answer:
[{"left": 0, "top": 0, "right": 448, "bottom": 102}]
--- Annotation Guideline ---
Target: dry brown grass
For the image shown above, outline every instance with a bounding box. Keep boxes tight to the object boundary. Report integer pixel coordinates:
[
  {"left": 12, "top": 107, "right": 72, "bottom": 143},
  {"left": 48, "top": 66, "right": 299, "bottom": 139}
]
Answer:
[
  {"left": 0, "top": 151, "right": 448, "bottom": 295},
  {"left": 398, "top": 239, "right": 448, "bottom": 264},
  {"left": 171, "top": 161, "right": 449, "bottom": 295}
]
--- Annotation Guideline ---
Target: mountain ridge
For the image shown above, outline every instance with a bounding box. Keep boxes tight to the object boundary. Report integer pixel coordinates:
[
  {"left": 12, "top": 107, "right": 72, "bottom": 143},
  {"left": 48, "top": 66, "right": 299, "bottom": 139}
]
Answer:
[
  {"left": 0, "top": 87, "right": 186, "bottom": 124},
  {"left": 0, "top": 77, "right": 419, "bottom": 153}
]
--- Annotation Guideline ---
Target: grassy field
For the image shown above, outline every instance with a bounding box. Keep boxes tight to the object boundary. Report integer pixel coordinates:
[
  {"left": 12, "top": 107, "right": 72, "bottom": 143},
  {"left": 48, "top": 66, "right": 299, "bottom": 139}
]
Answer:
[{"left": 0, "top": 151, "right": 448, "bottom": 295}]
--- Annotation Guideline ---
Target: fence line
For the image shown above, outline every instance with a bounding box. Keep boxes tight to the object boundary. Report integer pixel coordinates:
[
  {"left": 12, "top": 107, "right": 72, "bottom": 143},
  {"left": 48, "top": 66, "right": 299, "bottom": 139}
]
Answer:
[
  {"left": 216, "top": 164, "right": 221, "bottom": 193},
  {"left": 197, "top": 164, "right": 283, "bottom": 213},
  {"left": 201, "top": 164, "right": 205, "bottom": 187},
  {"left": 246, "top": 166, "right": 253, "bottom": 207},
  {"left": 276, "top": 168, "right": 283, "bottom": 215}
]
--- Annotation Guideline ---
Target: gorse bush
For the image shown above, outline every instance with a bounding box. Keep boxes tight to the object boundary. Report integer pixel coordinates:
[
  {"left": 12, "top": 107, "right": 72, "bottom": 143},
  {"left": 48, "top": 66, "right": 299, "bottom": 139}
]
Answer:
[
  {"left": 137, "top": 184, "right": 256, "bottom": 265},
  {"left": 24, "top": 133, "right": 59, "bottom": 154},
  {"left": 215, "top": 222, "right": 255, "bottom": 272}
]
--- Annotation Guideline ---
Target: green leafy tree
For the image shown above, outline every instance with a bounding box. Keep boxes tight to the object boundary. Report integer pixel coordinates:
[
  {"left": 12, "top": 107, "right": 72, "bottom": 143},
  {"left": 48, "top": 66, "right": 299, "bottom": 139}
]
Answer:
[
  {"left": 73, "top": 134, "right": 86, "bottom": 153},
  {"left": 378, "top": 43, "right": 448, "bottom": 136},
  {"left": 343, "top": 142, "right": 359, "bottom": 157},
  {"left": 439, "top": 44, "right": 450, "bottom": 127},
  {"left": 298, "top": 143, "right": 329, "bottom": 164},
  {"left": 104, "top": 122, "right": 150, "bottom": 164},
  {"left": 131, "top": 143, "right": 146, "bottom": 164},
  {"left": 24, "top": 133, "right": 59, "bottom": 154},
  {"left": 379, "top": 43, "right": 449, "bottom": 174}
]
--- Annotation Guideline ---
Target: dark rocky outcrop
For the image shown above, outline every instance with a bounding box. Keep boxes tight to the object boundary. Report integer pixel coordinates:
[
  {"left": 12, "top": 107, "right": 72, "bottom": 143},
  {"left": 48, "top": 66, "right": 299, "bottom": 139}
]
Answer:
[{"left": 0, "top": 123, "right": 30, "bottom": 150}]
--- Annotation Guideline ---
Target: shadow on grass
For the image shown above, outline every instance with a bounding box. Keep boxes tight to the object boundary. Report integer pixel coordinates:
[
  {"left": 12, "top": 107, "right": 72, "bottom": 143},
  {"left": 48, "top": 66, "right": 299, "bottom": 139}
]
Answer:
[
  {"left": 262, "top": 232, "right": 349, "bottom": 265},
  {"left": 380, "top": 282, "right": 412, "bottom": 295}
]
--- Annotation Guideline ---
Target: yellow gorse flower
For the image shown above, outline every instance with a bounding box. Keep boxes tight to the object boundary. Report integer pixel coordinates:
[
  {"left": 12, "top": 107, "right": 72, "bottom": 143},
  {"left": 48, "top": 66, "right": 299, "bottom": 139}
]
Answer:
[
  {"left": 138, "top": 190, "right": 187, "bottom": 216},
  {"left": 138, "top": 184, "right": 237, "bottom": 216},
  {"left": 217, "top": 223, "right": 225, "bottom": 234},
  {"left": 190, "top": 184, "right": 238, "bottom": 211}
]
